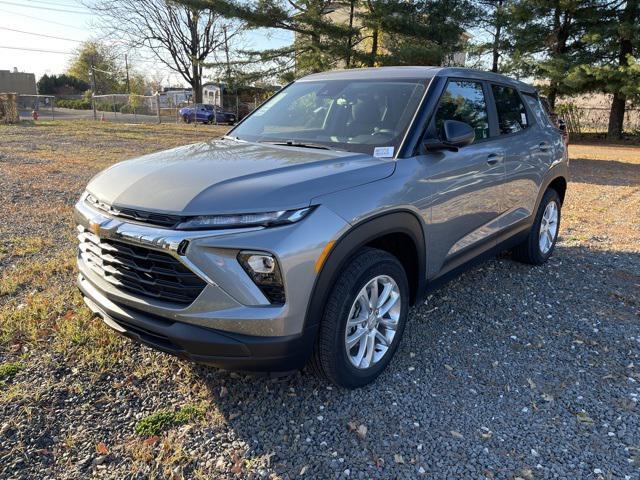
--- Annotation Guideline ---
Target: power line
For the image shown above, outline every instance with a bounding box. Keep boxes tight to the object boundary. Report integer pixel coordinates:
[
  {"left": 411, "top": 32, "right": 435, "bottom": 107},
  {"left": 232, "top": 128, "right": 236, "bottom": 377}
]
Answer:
[
  {"left": 0, "top": 0, "right": 91, "bottom": 15},
  {"left": 24, "top": 0, "right": 88, "bottom": 7},
  {"left": 0, "top": 8, "right": 89, "bottom": 30},
  {"left": 0, "top": 26, "right": 83, "bottom": 42},
  {"left": 0, "top": 45, "right": 74, "bottom": 54}
]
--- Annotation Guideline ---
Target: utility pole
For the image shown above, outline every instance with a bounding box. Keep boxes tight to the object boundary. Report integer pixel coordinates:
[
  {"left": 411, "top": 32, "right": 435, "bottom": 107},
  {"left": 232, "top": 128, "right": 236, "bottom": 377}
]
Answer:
[
  {"left": 124, "top": 53, "right": 131, "bottom": 94},
  {"left": 90, "top": 59, "right": 97, "bottom": 121}
]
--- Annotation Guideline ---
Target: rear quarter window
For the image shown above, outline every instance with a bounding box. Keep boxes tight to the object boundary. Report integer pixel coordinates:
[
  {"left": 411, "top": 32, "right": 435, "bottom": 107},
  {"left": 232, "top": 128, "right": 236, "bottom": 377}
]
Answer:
[{"left": 523, "top": 93, "right": 553, "bottom": 127}]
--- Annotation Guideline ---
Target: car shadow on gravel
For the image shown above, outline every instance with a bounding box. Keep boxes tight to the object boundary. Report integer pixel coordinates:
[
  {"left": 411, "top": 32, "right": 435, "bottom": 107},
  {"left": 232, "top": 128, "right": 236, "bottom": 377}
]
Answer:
[
  {"left": 570, "top": 158, "right": 640, "bottom": 186},
  {"left": 184, "top": 245, "right": 640, "bottom": 478}
]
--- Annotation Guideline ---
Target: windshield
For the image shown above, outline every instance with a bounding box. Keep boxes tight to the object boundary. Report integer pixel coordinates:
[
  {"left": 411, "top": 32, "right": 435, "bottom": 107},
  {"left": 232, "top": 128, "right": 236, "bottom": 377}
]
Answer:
[{"left": 230, "top": 78, "right": 428, "bottom": 156}]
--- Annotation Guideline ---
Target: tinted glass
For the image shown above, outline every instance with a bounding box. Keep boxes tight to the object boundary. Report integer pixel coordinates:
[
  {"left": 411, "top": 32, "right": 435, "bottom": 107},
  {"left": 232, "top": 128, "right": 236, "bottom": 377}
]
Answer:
[
  {"left": 492, "top": 85, "right": 529, "bottom": 134},
  {"left": 523, "top": 93, "right": 551, "bottom": 127},
  {"left": 434, "top": 80, "right": 490, "bottom": 141},
  {"left": 231, "top": 79, "right": 427, "bottom": 155}
]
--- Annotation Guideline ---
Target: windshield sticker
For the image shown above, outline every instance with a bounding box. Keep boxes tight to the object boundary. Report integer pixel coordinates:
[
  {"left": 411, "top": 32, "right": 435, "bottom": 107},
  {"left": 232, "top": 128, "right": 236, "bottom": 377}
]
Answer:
[{"left": 373, "top": 146, "right": 394, "bottom": 158}]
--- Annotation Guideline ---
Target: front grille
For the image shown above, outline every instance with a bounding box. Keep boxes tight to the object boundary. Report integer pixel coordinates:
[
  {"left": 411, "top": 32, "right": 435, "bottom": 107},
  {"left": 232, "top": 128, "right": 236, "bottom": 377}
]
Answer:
[{"left": 78, "top": 227, "right": 206, "bottom": 305}]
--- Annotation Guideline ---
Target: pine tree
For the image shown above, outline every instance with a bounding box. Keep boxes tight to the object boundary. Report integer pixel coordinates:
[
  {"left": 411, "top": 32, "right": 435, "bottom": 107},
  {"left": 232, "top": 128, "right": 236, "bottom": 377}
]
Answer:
[{"left": 506, "top": 0, "right": 600, "bottom": 107}]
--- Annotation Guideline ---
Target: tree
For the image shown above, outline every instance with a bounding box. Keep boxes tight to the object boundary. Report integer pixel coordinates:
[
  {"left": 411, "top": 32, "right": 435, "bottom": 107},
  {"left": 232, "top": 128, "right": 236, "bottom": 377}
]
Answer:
[
  {"left": 37, "top": 74, "right": 90, "bottom": 95},
  {"left": 506, "top": 0, "right": 600, "bottom": 107},
  {"left": 90, "top": 0, "right": 241, "bottom": 103},
  {"left": 180, "top": 0, "right": 478, "bottom": 79},
  {"left": 67, "top": 41, "right": 124, "bottom": 94},
  {"left": 470, "top": 0, "right": 513, "bottom": 72}
]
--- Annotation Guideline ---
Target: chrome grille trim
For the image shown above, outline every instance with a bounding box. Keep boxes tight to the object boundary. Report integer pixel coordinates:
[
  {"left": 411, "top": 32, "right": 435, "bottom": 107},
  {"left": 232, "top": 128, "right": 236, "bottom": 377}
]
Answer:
[{"left": 77, "top": 226, "right": 206, "bottom": 305}]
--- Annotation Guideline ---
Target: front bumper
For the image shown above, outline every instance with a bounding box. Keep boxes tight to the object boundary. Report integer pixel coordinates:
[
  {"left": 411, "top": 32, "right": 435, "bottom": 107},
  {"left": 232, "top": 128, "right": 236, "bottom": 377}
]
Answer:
[
  {"left": 79, "top": 272, "right": 316, "bottom": 370},
  {"left": 73, "top": 196, "right": 349, "bottom": 370}
]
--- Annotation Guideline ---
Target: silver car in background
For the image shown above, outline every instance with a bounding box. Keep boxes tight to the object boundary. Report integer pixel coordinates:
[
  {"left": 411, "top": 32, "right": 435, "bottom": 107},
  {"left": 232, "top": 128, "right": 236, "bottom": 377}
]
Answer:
[{"left": 75, "top": 67, "right": 568, "bottom": 388}]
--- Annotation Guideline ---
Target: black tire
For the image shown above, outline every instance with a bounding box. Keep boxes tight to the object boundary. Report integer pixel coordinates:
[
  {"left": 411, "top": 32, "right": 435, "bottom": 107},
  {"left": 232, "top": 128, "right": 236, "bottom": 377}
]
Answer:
[
  {"left": 183, "top": 115, "right": 191, "bottom": 124},
  {"left": 310, "top": 247, "right": 409, "bottom": 388},
  {"left": 512, "top": 188, "right": 562, "bottom": 265}
]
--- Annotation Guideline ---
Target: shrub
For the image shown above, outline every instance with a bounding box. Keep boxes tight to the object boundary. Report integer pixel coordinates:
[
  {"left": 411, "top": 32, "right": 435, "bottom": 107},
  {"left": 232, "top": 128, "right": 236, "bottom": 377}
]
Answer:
[{"left": 55, "top": 98, "right": 91, "bottom": 110}]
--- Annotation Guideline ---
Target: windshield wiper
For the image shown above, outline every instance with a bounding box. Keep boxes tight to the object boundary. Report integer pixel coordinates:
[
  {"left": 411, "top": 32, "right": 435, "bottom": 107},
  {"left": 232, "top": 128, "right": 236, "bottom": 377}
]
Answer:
[{"left": 260, "top": 140, "right": 333, "bottom": 150}]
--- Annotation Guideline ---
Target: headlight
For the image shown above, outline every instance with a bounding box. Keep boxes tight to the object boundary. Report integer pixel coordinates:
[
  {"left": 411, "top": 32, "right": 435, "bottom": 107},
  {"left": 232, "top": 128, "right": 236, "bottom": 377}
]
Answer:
[{"left": 175, "top": 207, "right": 313, "bottom": 231}]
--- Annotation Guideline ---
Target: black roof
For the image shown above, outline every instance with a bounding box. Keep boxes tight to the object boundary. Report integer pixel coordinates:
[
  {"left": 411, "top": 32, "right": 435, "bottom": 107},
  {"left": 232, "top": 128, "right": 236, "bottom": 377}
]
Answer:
[{"left": 299, "top": 66, "right": 536, "bottom": 94}]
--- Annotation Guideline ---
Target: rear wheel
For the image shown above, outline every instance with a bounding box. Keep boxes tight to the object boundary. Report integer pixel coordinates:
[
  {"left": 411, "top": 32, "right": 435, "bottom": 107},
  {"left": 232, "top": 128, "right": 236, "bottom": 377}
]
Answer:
[
  {"left": 310, "top": 248, "right": 409, "bottom": 388},
  {"left": 182, "top": 114, "right": 191, "bottom": 124},
  {"left": 512, "top": 188, "right": 561, "bottom": 265}
]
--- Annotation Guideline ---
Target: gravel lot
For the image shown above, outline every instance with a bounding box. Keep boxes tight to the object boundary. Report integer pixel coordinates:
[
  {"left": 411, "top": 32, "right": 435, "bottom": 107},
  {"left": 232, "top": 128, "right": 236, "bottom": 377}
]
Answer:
[{"left": 1, "top": 122, "right": 639, "bottom": 479}]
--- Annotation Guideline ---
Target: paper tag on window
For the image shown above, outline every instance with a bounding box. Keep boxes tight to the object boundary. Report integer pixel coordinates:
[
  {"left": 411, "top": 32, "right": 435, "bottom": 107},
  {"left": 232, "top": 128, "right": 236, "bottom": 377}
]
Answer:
[
  {"left": 521, "top": 112, "right": 527, "bottom": 125},
  {"left": 373, "top": 146, "right": 394, "bottom": 158}
]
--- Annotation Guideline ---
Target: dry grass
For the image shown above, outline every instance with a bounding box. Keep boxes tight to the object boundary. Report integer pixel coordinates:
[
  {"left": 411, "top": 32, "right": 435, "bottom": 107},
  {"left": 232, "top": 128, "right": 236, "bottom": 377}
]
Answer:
[{"left": 0, "top": 120, "right": 227, "bottom": 369}]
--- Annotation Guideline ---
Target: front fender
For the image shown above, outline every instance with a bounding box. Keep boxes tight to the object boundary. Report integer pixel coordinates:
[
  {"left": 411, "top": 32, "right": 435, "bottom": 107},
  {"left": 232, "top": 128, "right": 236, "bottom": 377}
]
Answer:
[{"left": 303, "top": 211, "right": 427, "bottom": 330}]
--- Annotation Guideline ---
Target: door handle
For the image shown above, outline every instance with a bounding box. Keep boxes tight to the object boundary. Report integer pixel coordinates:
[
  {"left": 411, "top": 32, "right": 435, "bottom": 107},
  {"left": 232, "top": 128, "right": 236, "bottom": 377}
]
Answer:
[
  {"left": 487, "top": 153, "right": 502, "bottom": 165},
  {"left": 539, "top": 142, "right": 550, "bottom": 152}
]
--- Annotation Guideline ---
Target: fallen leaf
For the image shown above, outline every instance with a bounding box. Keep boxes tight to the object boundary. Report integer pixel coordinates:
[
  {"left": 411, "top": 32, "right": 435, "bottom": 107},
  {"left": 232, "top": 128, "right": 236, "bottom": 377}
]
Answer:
[
  {"left": 220, "top": 386, "right": 228, "bottom": 398},
  {"left": 444, "top": 364, "right": 453, "bottom": 371},
  {"left": 541, "top": 393, "right": 554, "bottom": 402},
  {"left": 143, "top": 436, "right": 159, "bottom": 446},
  {"left": 96, "top": 442, "right": 109, "bottom": 455},
  {"left": 356, "top": 424, "right": 367, "bottom": 439},
  {"left": 480, "top": 431, "right": 493, "bottom": 440},
  {"left": 347, "top": 421, "right": 357, "bottom": 432},
  {"left": 394, "top": 454, "right": 405, "bottom": 464},
  {"left": 450, "top": 430, "right": 464, "bottom": 439},
  {"left": 527, "top": 378, "right": 536, "bottom": 389}
]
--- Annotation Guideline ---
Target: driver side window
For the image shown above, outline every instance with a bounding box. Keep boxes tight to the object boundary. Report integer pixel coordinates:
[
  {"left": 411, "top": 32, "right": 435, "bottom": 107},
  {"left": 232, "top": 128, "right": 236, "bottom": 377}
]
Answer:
[{"left": 434, "top": 80, "right": 490, "bottom": 142}]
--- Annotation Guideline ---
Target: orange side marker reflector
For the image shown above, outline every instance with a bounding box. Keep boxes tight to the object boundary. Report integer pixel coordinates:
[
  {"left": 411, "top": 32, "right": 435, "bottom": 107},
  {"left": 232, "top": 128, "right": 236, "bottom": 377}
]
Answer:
[{"left": 315, "top": 241, "right": 335, "bottom": 273}]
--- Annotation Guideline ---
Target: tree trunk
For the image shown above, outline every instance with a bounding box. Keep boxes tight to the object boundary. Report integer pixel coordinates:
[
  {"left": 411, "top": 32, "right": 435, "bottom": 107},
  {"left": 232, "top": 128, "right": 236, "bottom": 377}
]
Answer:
[
  {"left": 192, "top": 62, "right": 202, "bottom": 104},
  {"left": 345, "top": 0, "right": 356, "bottom": 68},
  {"left": 607, "top": 93, "right": 626, "bottom": 139},
  {"left": 369, "top": 28, "right": 378, "bottom": 67},
  {"left": 491, "top": 0, "right": 503, "bottom": 73},
  {"left": 607, "top": 0, "right": 638, "bottom": 139}
]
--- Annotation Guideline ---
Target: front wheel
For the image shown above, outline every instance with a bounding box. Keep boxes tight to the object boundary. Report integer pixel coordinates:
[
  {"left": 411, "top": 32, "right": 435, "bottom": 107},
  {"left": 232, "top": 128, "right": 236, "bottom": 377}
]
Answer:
[
  {"left": 310, "top": 248, "right": 409, "bottom": 388},
  {"left": 512, "top": 188, "right": 562, "bottom": 265},
  {"left": 182, "top": 115, "right": 191, "bottom": 124}
]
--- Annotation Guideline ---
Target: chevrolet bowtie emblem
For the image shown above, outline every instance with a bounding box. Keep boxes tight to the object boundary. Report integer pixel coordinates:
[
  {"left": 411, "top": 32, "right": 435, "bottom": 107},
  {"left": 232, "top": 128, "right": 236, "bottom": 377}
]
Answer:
[{"left": 88, "top": 221, "right": 101, "bottom": 236}]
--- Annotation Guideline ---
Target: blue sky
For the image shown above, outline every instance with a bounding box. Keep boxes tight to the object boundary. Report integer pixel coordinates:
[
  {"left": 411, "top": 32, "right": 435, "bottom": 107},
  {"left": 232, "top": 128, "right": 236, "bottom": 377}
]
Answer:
[{"left": 0, "top": 0, "right": 292, "bottom": 86}]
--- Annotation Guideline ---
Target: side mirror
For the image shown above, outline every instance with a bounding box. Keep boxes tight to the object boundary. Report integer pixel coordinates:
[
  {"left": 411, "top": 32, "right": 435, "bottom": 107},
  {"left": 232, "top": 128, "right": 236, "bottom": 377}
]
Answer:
[{"left": 424, "top": 120, "right": 475, "bottom": 151}]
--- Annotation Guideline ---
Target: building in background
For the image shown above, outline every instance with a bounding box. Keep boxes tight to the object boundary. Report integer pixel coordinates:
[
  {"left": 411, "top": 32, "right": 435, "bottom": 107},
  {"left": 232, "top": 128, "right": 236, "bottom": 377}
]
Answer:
[{"left": 0, "top": 68, "right": 37, "bottom": 94}]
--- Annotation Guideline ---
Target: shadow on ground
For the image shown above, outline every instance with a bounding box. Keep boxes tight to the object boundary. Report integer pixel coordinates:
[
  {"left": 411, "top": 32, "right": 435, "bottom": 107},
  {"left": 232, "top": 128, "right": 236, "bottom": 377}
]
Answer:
[{"left": 187, "top": 245, "right": 639, "bottom": 478}]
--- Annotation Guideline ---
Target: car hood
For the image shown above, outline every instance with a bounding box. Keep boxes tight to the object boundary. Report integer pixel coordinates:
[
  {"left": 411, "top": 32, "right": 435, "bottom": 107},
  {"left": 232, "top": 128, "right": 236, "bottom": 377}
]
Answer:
[{"left": 86, "top": 138, "right": 395, "bottom": 215}]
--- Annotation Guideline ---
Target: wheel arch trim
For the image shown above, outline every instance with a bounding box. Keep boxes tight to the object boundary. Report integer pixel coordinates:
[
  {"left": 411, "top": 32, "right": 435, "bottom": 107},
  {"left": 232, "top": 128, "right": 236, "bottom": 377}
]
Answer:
[{"left": 303, "top": 210, "right": 427, "bottom": 331}]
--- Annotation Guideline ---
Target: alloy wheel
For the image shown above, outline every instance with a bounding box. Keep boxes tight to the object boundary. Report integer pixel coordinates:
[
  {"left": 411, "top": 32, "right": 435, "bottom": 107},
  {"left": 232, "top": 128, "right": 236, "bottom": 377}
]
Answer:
[
  {"left": 344, "top": 275, "right": 401, "bottom": 369},
  {"left": 539, "top": 200, "right": 559, "bottom": 254}
]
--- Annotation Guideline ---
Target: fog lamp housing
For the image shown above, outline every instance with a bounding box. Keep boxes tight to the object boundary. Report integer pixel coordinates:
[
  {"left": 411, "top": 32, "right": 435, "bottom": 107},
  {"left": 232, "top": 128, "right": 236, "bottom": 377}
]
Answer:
[{"left": 238, "top": 251, "right": 285, "bottom": 304}]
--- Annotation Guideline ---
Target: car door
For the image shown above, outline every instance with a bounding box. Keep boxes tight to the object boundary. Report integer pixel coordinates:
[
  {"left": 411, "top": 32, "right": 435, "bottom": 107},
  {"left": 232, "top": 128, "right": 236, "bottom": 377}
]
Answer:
[
  {"left": 416, "top": 78, "right": 506, "bottom": 277},
  {"left": 488, "top": 84, "right": 549, "bottom": 234}
]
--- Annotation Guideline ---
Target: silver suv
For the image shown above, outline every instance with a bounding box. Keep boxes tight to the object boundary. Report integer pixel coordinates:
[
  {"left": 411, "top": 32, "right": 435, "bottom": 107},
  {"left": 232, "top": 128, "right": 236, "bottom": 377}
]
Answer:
[{"left": 75, "top": 67, "right": 568, "bottom": 388}]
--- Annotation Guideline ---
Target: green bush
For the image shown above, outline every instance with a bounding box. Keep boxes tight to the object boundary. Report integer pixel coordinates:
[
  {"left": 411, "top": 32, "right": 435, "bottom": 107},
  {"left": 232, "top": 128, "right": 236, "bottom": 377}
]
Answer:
[{"left": 56, "top": 99, "right": 91, "bottom": 110}]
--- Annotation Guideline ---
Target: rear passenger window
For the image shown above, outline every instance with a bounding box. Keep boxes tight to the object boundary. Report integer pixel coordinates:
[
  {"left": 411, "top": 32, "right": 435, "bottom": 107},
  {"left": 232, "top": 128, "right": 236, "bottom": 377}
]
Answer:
[
  {"left": 434, "top": 80, "right": 490, "bottom": 141},
  {"left": 491, "top": 85, "right": 529, "bottom": 134}
]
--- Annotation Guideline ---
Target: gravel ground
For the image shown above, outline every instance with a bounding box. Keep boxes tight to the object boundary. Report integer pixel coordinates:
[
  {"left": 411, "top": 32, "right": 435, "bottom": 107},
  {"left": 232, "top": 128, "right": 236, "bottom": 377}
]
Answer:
[{"left": 1, "top": 122, "right": 639, "bottom": 479}]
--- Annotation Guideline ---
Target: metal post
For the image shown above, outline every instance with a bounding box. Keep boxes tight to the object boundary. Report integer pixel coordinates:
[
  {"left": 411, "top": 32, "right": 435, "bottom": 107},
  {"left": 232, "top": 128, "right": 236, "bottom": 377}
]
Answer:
[
  {"left": 92, "top": 93, "right": 97, "bottom": 120},
  {"left": 112, "top": 95, "right": 116, "bottom": 119},
  {"left": 155, "top": 93, "right": 161, "bottom": 124},
  {"left": 51, "top": 96, "right": 54, "bottom": 120}
]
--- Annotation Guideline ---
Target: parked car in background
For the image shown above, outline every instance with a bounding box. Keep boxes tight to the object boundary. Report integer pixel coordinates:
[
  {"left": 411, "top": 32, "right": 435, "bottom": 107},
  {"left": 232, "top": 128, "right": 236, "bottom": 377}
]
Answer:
[
  {"left": 179, "top": 104, "right": 236, "bottom": 125},
  {"left": 76, "top": 67, "right": 568, "bottom": 388}
]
